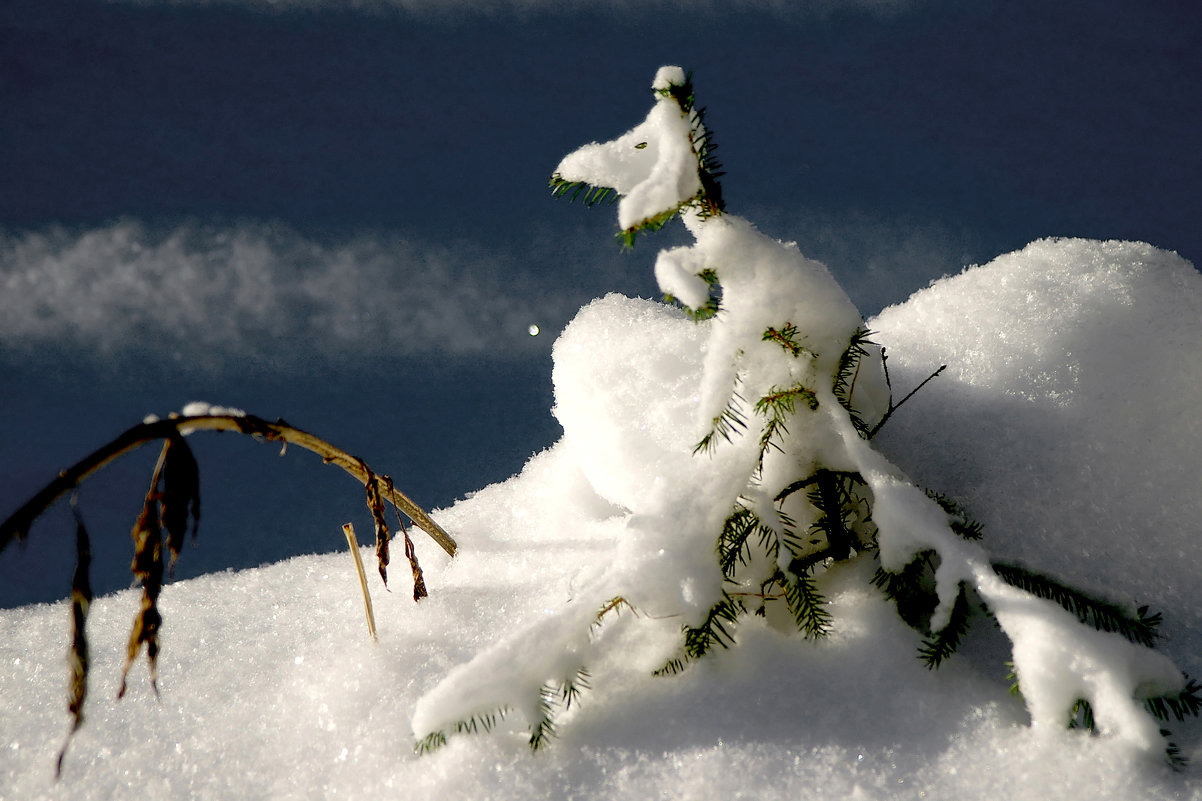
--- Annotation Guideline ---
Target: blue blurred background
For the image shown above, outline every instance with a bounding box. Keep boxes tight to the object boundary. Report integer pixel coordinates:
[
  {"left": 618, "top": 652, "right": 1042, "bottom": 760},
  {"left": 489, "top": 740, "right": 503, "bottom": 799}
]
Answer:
[{"left": 2, "top": 0, "right": 1198, "bottom": 605}]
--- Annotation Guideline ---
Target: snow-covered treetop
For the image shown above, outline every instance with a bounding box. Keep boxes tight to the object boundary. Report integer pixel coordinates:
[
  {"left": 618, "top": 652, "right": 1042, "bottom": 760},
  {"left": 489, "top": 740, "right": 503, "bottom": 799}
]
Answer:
[
  {"left": 553, "top": 66, "right": 704, "bottom": 233},
  {"left": 414, "top": 67, "right": 1200, "bottom": 763}
]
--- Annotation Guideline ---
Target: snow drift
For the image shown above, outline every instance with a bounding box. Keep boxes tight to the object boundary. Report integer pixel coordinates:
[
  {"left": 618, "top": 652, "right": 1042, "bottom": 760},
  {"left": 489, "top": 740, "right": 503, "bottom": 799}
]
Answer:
[{"left": 4, "top": 234, "right": 1202, "bottom": 801}]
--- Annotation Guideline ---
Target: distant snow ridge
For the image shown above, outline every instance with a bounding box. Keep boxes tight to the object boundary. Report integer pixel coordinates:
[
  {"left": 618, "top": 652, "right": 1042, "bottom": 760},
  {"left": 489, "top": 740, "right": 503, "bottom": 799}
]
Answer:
[{"left": 0, "top": 221, "right": 559, "bottom": 368}]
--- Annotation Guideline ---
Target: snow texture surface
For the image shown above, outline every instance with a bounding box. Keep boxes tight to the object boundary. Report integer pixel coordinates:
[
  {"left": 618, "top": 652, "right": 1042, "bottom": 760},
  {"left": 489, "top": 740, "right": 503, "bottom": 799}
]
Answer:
[{"left": 3, "top": 235, "right": 1202, "bottom": 799}]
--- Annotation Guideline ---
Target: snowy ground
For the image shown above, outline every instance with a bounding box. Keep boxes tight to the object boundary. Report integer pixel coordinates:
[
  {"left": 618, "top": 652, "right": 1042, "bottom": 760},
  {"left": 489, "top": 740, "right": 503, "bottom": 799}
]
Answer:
[{"left": 4, "top": 235, "right": 1201, "bottom": 799}]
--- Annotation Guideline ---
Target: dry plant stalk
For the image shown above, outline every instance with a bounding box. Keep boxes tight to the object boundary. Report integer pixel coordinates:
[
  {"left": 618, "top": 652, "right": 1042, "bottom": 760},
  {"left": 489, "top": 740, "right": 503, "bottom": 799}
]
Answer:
[
  {"left": 0, "top": 410, "right": 455, "bottom": 776},
  {"left": 342, "top": 523, "right": 378, "bottom": 642},
  {"left": 0, "top": 412, "right": 456, "bottom": 556}
]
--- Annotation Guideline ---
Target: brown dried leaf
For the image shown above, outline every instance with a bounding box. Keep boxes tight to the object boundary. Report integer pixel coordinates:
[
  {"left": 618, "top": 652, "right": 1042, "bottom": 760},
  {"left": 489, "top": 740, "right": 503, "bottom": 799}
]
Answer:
[
  {"left": 364, "top": 473, "right": 390, "bottom": 587},
  {"left": 129, "top": 493, "right": 162, "bottom": 581},
  {"left": 384, "top": 476, "right": 427, "bottom": 602},
  {"left": 121, "top": 467, "right": 165, "bottom": 699},
  {"left": 119, "top": 595, "right": 162, "bottom": 699},
  {"left": 403, "top": 525, "right": 428, "bottom": 602},
  {"left": 160, "top": 434, "right": 200, "bottom": 575},
  {"left": 57, "top": 498, "right": 93, "bottom": 777}
]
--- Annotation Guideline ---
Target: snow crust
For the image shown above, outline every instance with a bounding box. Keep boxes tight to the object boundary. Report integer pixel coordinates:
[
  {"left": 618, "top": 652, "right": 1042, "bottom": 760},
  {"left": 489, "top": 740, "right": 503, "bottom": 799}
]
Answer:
[{"left": 3, "top": 237, "right": 1202, "bottom": 799}]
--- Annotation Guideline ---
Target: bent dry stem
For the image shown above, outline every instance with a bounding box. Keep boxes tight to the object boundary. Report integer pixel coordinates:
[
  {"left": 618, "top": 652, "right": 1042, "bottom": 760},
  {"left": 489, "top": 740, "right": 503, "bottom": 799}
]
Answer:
[
  {"left": 0, "top": 410, "right": 455, "bottom": 775},
  {"left": 0, "top": 412, "right": 456, "bottom": 557}
]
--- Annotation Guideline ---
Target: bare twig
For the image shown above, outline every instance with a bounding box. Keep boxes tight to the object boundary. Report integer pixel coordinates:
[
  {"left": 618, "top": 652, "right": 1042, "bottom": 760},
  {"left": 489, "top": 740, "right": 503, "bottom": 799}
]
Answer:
[
  {"left": 342, "top": 523, "right": 378, "bottom": 642},
  {"left": 868, "top": 364, "right": 947, "bottom": 439},
  {"left": 0, "top": 412, "right": 457, "bottom": 557}
]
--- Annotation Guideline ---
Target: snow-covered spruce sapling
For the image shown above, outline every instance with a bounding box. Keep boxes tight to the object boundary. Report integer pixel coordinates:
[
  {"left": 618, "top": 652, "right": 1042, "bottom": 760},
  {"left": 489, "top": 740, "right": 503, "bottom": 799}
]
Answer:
[
  {"left": 0, "top": 404, "right": 454, "bottom": 774},
  {"left": 412, "top": 67, "right": 1200, "bottom": 761}
]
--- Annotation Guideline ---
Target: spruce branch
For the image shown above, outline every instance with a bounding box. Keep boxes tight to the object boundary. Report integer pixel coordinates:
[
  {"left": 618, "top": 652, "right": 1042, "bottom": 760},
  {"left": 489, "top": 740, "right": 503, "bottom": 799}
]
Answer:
[
  {"left": 666, "top": 268, "right": 721, "bottom": 321},
  {"left": 717, "top": 506, "right": 760, "bottom": 579},
  {"left": 780, "top": 570, "right": 833, "bottom": 639},
  {"left": 832, "top": 328, "right": 876, "bottom": 439},
  {"left": 529, "top": 668, "right": 592, "bottom": 750},
  {"left": 1142, "top": 677, "right": 1202, "bottom": 723},
  {"left": 694, "top": 392, "right": 748, "bottom": 455},
  {"left": 434, "top": 65, "right": 1201, "bottom": 763},
  {"left": 991, "top": 562, "right": 1161, "bottom": 647},
  {"left": 415, "top": 708, "right": 511, "bottom": 754},
  {"left": 917, "top": 583, "right": 973, "bottom": 668},
  {"left": 1066, "top": 692, "right": 1198, "bottom": 769},
  {"left": 1165, "top": 733, "right": 1189, "bottom": 771},
  {"left": 762, "top": 323, "right": 815, "bottom": 359},
  {"left": 548, "top": 175, "right": 619, "bottom": 206},
  {"left": 656, "top": 70, "right": 725, "bottom": 218},
  {"left": 620, "top": 204, "right": 686, "bottom": 249},
  {"left": 652, "top": 656, "right": 690, "bottom": 677},
  {"left": 752, "top": 384, "right": 819, "bottom": 472},
  {"left": 872, "top": 551, "right": 939, "bottom": 632},
  {"left": 925, "top": 490, "right": 985, "bottom": 541},
  {"left": 550, "top": 69, "right": 725, "bottom": 250},
  {"left": 806, "top": 469, "right": 857, "bottom": 563},
  {"left": 683, "top": 593, "right": 743, "bottom": 659}
]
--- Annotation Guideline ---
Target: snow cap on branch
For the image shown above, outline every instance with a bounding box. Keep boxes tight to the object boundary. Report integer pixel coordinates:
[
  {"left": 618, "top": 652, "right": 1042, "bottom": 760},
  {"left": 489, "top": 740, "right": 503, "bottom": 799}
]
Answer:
[{"left": 553, "top": 66, "right": 703, "bottom": 232}]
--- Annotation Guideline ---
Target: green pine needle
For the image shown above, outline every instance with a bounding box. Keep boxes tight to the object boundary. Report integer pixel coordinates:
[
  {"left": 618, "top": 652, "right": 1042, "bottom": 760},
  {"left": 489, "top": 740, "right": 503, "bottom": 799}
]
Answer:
[
  {"left": 762, "top": 323, "right": 813, "bottom": 358},
  {"left": 1165, "top": 731, "right": 1190, "bottom": 770},
  {"left": 666, "top": 269, "right": 722, "bottom": 321},
  {"left": 414, "top": 732, "right": 448, "bottom": 755},
  {"left": 695, "top": 392, "right": 748, "bottom": 455},
  {"left": 548, "top": 175, "right": 619, "bottom": 206},
  {"left": 925, "top": 491, "right": 985, "bottom": 540},
  {"left": 718, "top": 506, "right": 760, "bottom": 579},
  {"left": 752, "top": 385, "right": 818, "bottom": 469},
  {"left": 1143, "top": 678, "right": 1202, "bottom": 723},
  {"left": 917, "top": 583, "right": 973, "bottom": 668},
  {"left": 652, "top": 656, "right": 690, "bottom": 677},
  {"left": 1068, "top": 698, "right": 1096, "bottom": 730},
  {"left": 415, "top": 706, "right": 511, "bottom": 754},
  {"left": 832, "top": 328, "right": 877, "bottom": 439},
  {"left": 991, "top": 562, "right": 1161, "bottom": 647},
  {"left": 872, "top": 550, "right": 939, "bottom": 632},
  {"left": 781, "top": 571, "right": 833, "bottom": 639},
  {"left": 683, "top": 594, "right": 743, "bottom": 659}
]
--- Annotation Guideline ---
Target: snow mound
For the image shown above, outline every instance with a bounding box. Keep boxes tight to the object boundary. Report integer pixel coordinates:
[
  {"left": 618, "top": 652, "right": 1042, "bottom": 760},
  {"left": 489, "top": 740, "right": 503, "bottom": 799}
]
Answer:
[
  {"left": 871, "top": 238, "right": 1202, "bottom": 656},
  {"left": 3, "top": 238, "right": 1201, "bottom": 799}
]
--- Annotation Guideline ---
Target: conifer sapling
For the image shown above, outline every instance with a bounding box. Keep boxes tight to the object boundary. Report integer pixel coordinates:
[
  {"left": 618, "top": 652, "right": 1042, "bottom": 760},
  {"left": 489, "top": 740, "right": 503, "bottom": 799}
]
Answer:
[{"left": 412, "top": 66, "right": 1200, "bottom": 763}]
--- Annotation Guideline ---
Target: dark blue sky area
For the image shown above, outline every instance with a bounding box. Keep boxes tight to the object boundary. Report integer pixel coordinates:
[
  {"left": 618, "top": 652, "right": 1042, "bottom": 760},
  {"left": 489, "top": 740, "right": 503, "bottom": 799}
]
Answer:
[
  {"left": 2, "top": 0, "right": 1199, "bottom": 605},
  {"left": 3, "top": 0, "right": 1199, "bottom": 261}
]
